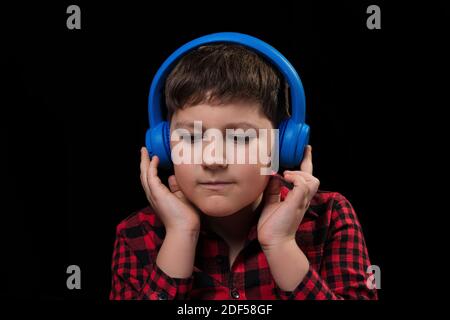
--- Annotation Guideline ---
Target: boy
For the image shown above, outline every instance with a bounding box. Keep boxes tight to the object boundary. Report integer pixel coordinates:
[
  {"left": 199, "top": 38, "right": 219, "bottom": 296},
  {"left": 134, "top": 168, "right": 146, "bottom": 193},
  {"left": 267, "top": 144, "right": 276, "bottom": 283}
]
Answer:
[{"left": 110, "top": 43, "right": 378, "bottom": 300}]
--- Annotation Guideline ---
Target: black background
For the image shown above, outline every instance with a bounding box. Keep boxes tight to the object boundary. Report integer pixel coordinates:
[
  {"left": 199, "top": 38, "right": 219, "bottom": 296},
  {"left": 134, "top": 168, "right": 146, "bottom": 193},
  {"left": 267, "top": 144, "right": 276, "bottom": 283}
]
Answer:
[{"left": 3, "top": 0, "right": 448, "bottom": 302}]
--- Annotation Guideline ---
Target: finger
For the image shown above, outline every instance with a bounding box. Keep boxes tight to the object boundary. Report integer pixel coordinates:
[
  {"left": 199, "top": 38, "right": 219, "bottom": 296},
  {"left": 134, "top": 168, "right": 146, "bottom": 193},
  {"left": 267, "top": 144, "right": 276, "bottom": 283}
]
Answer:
[
  {"left": 283, "top": 170, "right": 316, "bottom": 182},
  {"left": 284, "top": 172, "right": 308, "bottom": 188},
  {"left": 147, "top": 155, "right": 168, "bottom": 198},
  {"left": 140, "top": 147, "right": 152, "bottom": 198},
  {"left": 263, "top": 176, "right": 281, "bottom": 206},
  {"left": 140, "top": 147, "right": 150, "bottom": 176},
  {"left": 168, "top": 175, "right": 186, "bottom": 200},
  {"left": 140, "top": 168, "right": 151, "bottom": 199},
  {"left": 283, "top": 173, "right": 311, "bottom": 208},
  {"left": 283, "top": 173, "right": 319, "bottom": 207},
  {"left": 140, "top": 147, "right": 155, "bottom": 209},
  {"left": 284, "top": 171, "right": 320, "bottom": 191},
  {"left": 300, "top": 145, "right": 313, "bottom": 174}
]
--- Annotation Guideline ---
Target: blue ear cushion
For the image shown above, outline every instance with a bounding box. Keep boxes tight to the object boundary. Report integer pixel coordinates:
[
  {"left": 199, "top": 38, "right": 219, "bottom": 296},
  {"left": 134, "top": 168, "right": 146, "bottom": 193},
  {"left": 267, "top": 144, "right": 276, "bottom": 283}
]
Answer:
[
  {"left": 279, "top": 120, "right": 310, "bottom": 168},
  {"left": 297, "top": 124, "right": 310, "bottom": 164},
  {"left": 145, "top": 122, "right": 172, "bottom": 169},
  {"left": 162, "top": 121, "right": 172, "bottom": 167},
  {"left": 278, "top": 119, "right": 288, "bottom": 165}
]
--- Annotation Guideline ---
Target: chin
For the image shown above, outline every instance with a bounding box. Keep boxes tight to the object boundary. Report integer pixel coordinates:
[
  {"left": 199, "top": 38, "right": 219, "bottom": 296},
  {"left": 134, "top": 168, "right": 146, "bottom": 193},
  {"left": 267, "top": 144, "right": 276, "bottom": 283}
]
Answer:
[{"left": 196, "top": 198, "right": 238, "bottom": 217}]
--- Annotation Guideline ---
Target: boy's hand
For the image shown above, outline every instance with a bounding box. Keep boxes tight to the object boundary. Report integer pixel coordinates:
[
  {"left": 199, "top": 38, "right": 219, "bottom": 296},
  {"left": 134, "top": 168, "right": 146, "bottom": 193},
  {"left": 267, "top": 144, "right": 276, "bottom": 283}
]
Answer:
[
  {"left": 140, "top": 147, "right": 201, "bottom": 234},
  {"left": 257, "top": 145, "right": 319, "bottom": 250}
]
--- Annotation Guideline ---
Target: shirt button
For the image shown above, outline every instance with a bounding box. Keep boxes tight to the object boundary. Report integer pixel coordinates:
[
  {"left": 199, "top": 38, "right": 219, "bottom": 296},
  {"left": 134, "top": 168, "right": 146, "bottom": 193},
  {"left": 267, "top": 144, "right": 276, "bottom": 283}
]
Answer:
[
  {"left": 230, "top": 288, "right": 240, "bottom": 299},
  {"left": 158, "top": 292, "right": 168, "bottom": 300}
]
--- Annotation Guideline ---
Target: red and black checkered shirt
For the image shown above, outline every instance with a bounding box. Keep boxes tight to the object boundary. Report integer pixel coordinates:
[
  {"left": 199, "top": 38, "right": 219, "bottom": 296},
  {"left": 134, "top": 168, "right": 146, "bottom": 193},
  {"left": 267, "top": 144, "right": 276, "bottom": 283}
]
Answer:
[{"left": 110, "top": 187, "right": 378, "bottom": 300}]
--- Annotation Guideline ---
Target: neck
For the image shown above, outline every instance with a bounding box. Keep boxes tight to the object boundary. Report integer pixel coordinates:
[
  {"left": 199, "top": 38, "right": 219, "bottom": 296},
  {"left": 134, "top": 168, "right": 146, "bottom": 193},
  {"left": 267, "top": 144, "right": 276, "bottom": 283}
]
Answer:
[{"left": 203, "top": 193, "right": 264, "bottom": 245}]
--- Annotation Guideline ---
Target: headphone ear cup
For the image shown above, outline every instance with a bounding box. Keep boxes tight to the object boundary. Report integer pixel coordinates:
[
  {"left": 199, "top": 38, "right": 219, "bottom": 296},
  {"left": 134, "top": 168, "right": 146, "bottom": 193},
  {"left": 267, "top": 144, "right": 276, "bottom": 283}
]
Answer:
[
  {"left": 278, "top": 119, "right": 288, "bottom": 167},
  {"left": 297, "top": 124, "right": 310, "bottom": 164},
  {"left": 163, "top": 122, "right": 172, "bottom": 167},
  {"left": 145, "top": 121, "right": 172, "bottom": 169},
  {"left": 279, "top": 119, "right": 310, "bottom": 168}
]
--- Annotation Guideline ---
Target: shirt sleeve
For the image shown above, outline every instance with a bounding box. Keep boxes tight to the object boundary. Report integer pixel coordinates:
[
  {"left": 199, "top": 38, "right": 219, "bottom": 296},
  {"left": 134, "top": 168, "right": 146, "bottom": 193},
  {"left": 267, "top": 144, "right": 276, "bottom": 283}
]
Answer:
[
  {"left": 109, "top": 228, "right": 194, "bottom": 300},
  {"left": 273, "top": 194, "right": 378, "bottom": 300}
]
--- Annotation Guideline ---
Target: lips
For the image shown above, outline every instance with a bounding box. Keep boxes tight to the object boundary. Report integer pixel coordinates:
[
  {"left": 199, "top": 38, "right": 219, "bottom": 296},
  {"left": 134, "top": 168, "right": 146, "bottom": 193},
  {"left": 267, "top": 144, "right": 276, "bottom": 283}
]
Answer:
[
  {"left": 199, "top": 181, "right": 234, "bottom": 190},
  {"left": 199, "top": 181, "right": 233, "bottom": 184}
]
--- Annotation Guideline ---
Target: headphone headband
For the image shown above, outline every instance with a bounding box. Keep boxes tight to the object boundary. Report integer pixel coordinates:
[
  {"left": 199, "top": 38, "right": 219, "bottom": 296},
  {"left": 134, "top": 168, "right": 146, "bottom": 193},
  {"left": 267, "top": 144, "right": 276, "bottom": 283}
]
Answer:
[{"left": 148, "top": 32, "right": 306, "bottom": 127}]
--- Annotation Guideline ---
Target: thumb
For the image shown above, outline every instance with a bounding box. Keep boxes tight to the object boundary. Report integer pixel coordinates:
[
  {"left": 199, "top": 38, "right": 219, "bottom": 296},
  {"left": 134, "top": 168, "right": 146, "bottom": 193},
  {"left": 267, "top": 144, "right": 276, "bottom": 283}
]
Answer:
[
  {"left": 263, "top": 176, "right": 281, "bottom": 206},
  {"left": 168, "top": 175, "right": 186, "bottom": 200}
]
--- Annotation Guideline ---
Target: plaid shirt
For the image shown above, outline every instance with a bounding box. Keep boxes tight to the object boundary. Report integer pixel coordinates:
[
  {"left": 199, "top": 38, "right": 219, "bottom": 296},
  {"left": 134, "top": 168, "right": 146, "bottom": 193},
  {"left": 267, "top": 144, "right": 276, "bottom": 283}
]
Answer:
[{"left": 110, "top": 187, "right": 378, "bottom": 300}]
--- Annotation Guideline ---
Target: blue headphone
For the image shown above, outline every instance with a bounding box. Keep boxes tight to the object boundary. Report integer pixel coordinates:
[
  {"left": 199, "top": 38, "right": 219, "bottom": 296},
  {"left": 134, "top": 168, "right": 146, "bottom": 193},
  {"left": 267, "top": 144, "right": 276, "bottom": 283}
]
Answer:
[{"left": 145, "top": 32, "right": 309, "bottom": 170}]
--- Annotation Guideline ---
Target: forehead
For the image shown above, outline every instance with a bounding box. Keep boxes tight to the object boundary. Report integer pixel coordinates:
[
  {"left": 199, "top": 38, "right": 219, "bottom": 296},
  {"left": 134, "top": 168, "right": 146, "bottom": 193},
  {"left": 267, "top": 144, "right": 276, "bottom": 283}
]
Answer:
[{"left": 170, "top": 103, "right": 273, "bottom": 130}]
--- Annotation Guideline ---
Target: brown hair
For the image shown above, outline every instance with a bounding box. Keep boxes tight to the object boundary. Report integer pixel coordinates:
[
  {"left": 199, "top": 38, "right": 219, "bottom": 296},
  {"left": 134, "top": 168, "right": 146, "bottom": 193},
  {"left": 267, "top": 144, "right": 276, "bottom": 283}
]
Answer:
[{"left": 164, "top": 44, "right": 290, "bottom": 127}]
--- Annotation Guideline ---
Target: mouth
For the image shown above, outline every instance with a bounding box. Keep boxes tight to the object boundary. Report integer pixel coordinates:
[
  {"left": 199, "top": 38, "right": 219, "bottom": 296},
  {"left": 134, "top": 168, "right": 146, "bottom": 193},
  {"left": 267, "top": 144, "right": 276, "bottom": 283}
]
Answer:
[{"left": 198, "top": 181, "right": 234, "bottom": 191}]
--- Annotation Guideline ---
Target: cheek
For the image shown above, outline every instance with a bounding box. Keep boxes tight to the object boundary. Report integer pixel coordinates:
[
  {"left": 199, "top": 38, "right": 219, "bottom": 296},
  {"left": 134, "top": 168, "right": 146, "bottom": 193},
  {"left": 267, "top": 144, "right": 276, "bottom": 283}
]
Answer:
[
  {"left": 235, "top": 166, "right": 270, "bottom": 194},
  {"left": 246, "top": 137, "right": 274, "bottom": 168},
  {"left": 173, "top": 165, "right": 196, "bottom": 191}
]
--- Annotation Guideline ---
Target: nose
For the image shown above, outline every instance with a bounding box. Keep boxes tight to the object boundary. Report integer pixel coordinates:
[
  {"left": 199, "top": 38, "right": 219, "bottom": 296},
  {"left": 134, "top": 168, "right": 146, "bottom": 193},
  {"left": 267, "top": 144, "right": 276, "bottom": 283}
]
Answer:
[
  {"left": 202, "top": 161, "right": 228, "bottom": 170},
  {"left": 201, "top": 150, "right": 228, "bottom": 170}
]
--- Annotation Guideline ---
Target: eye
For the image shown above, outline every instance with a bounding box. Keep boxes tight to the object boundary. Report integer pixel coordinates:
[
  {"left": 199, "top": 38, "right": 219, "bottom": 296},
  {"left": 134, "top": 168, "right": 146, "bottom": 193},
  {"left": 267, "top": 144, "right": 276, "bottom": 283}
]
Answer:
[
  {"left": 229, "top": 135, "right": 252, "bottom": 144},
  {"left": 189, "top": 134, "right": 203, "bottom": 144}
]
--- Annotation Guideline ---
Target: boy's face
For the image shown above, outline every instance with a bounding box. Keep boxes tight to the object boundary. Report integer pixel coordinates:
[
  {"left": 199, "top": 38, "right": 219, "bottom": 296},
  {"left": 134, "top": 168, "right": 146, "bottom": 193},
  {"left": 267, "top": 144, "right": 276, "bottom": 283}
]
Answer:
[{"left": 169, "top": 102, "right": 274, "bottom": 217}]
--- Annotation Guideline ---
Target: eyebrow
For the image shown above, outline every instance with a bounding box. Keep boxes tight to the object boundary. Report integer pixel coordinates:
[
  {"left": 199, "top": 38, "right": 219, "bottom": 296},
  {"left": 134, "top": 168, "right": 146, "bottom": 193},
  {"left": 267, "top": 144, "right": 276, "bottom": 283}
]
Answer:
[{"left": 172, "top": 121, "right": 260, "bottom": 130}]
